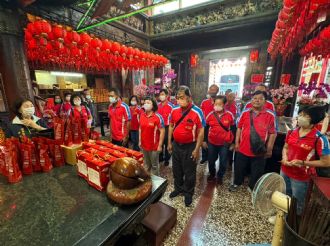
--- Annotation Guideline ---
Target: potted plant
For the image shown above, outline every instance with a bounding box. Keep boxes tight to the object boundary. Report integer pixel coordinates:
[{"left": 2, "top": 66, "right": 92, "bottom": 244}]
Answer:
[{"left": 270, "top": 85, "right": 298, "bottom": 116}]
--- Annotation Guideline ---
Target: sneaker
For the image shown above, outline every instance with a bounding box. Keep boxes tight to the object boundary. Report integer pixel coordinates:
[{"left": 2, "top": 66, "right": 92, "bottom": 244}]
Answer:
[
  {"left": 200, "top": 159, "right": 207, "bottom": 164},
  {"left": 164, "top": 161, "right": 169, "bottom": 166},
  {"left": 184, "top": 195, "right": 193, "bottom": 207},
  {"left": 169, "top": 190, "right": 181, "bottom": 198},
  {"left": 268, "top": 215, "right": 276, "bottom": 225},
  {"left": 207, "top": 175, "right": 216, "bottom": 182},
  {"left": 229, "top": 184, "right": 239, "bottom": 192}
]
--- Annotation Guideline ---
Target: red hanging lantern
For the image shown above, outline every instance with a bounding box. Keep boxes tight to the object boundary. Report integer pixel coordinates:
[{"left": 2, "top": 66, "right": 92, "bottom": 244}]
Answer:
[
  {"left": 79, "top": 33, "right": 91, "bottom": 46},
  {"left": 250, "top": 49, "right": 259, "bottom": 63},
  {"left": 91, "top": 37, "right": 102, "bottom": 51},
  {"left": 101, "top": 39, "right": 112, "bottom": 53},
  {"left": 65, "top": 31, "right": 80, "bottom": 46},
  {"left": 33, "top": 20, "right": 52, "bottom": 37},
  {"left": 24, "top": 29, "right": 33, "bottom": 41},
  {"left": 190, "top": 54, "right": 198, "bottom": 68},
  {"left": 120, "top": 45, "right": 128, "bottom": 58},
  {"left": 27, "top": 22, "right": 37, "bottom": 35},
  {"left": 52, "top": 25, "right": 66, "bottom": 40},
  {"left": 111, "top": 42, "right": 120, "bottom": 54},
  {"left": 27, "top": 38, "right": 37, "bottom": 49}
]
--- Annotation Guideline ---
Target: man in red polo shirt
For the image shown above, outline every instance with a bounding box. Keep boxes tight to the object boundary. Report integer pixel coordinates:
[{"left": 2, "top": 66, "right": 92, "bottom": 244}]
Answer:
[
  {"left": 244, "top": 84, "right": 275, "bottom": 112},
  {"left": 230, "top": 90, "right": 277, "bottom": 192},
  {"left": 200, "top": 84, "right": 219, "bottom": 164},
  {"left": 168, "top": 86, "right": 205, "bottom": 207},
  {"left": 158, "top": 89, "right": 174, "bottom": 166},
  {"left": 108, "top": 88, "right": 131, "bottom": 146},
  {"left": 225, "top": 92, "right": 238, "bottom": 118}
]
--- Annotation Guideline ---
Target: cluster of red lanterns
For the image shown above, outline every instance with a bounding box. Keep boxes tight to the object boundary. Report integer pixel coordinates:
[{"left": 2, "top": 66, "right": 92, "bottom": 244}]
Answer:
[
  {"left": 300, "top": 25, "right": 330, "bottom": 56},
  {"left": 267, "top": 0, "right": 330, "bottom": 60},
  {"left": 25, "top": 17, "right": 168, "bottom": 72}
]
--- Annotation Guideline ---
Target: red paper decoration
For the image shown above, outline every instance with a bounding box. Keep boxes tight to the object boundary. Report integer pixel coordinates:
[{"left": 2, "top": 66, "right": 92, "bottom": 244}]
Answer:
[
  {"left": 251, "top": 74, "right": 264, "bottom": 83},
  {"left": 190, "top": 54, "right": 198, "bottom": 68},
  {"left": 250, "top": 50, "right": 259, "bottom": 63}
]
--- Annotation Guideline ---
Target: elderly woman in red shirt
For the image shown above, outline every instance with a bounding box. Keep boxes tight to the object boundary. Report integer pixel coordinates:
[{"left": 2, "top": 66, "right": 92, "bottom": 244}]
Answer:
[
  {"left": 70, "top": 94, "right": 92, "bottom": 138},
  {"left": 281, "top": 106, "right": 330, "bottom": 214},
  {"left": 203, "top": 95, "right": 235, "bottom": 185},
  {"left": 139, "top": 97, "right": 165, "bottom": 175}
]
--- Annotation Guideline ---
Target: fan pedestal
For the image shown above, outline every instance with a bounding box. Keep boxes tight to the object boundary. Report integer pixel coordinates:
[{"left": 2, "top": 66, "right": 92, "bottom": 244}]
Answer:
[{"left": 272, "top": 210, "right": 285, "bottom": 246}]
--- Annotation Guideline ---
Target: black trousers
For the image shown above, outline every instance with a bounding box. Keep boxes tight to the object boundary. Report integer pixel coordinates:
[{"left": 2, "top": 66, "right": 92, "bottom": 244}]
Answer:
[
  {"left": 159, "top": 126, "right": 171, "bottom": 162},
  {"left": 172, "top": 141, "right": 197, "bottom": 197},
  {"left": 112, "top": 139, "right": 123, "bottom": 147},
  {"left": 234, "top": 151, "right": 266, "bottom": 190},
  {"left": 201, "top": 147, "right": 208, "bottom": 161}
]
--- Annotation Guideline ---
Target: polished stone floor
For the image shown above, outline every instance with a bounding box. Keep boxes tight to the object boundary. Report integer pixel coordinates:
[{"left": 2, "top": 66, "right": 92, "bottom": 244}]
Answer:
[{"left": 159, "top": 162, "right": 272, "bottom": 246}]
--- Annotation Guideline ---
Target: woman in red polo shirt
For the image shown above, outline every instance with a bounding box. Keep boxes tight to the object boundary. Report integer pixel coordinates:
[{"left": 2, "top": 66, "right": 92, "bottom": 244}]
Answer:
[
  {"left": 139, "top": 97, "right": 165, "bottom": 175},
  {"left": 70, "top": 94, "right": 92, "bottom": 141},
  {"left": 281, "top": 106, "right": 330, "bottom": 214},
  {"left": 129, "top": 95, "right": 141, "bottom": 151},
  {"left": 203, "top": 95, "right": 234, "bottom": 184}
]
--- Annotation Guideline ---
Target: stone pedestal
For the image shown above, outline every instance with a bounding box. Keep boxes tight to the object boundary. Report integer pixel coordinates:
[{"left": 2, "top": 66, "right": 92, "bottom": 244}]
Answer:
[{"left": 0, "top": 7, "right": 33, "bottom": 114}]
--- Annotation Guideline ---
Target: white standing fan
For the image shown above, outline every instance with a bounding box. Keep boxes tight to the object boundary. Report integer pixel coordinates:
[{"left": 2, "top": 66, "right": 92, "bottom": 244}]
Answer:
[{"left": 252, "top": 173, "right": 291, "bottom": 246}]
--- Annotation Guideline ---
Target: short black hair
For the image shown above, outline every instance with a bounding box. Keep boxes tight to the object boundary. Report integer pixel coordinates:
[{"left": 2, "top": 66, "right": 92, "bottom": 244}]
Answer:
[
  {"left": 109, "top": 87, "right": 120, "bottom": 96},
  {"left": 160, "top": 89, "right": 169, "bottom": 95},
  {"left": 144, "top": 96, "right": 158, "bottom": 112},
  {"left": 129, "top": 95, "right": 139, "bottom": 106},
  {"left": 12, "top": 98, "right": 34, "bottom": 119},
  {"left": 225, "top": 89, "right": 232, "bottom": 93},
  {"left": 64, "top": 92, "right": 72, "bottom": 98},
  {"left": 70, "top": 94, "right": 82, "bottom": 106},
  {"left": 83, "top": 88, "right": 89, "bottom": 92},
  {"left": 176, "top": 86, "right": 191, "bottom": 97},
  {"left": 299, "top": 105, "right": 326, "bottom": 125},
  {"left": 252, "top": 90, "right": 268, "bottom": 99},
  {"left": 214, "top": 95, "right": 227, "bottom": 105}
]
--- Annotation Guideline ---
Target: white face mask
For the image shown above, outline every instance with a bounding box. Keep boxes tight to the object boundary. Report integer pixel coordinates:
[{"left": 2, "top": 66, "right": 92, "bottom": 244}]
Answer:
[
  {"left": 297, "top": 116, "right": 310, "bottom": 128},
  {"left": 22, "top": 107, "right": 35, "bottom": 117},
  {"left": 109, "top": 96, "right": 117, "bottom": 104},
  {"left": 74, "top": 100, "right": 81, "bottom": 106},
  {"left": 131, "top": 101, "right": 137, "bottom": 106},
  {"left": 65, "top": 96, "right": 71, "bottom": 102},
  {"left": 206, "top": 94, "right": 211, "bottom": 99},
  {"left": 159, "top": 95, "right": 166, "bottom": 102},
  {"left": 143, "top": 104, "right": 153, "bottom": 111},
  {"left": 170, "top": 96, "right": 175, "bottom": 100},
  {"left": 214, "top": 106, "right": 223, "bottom": 112},
  {"left": 86, "top": 95, "right": 91, "bottom": 100}
]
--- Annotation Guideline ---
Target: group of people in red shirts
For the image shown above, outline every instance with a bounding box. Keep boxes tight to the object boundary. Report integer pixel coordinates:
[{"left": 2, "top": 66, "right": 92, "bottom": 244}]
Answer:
[
  {"left": 200, "top": 83, "right": 330, "bottom": 218},
  {"left": 107, "top": 84, "right": 330, "bottom": 209}
]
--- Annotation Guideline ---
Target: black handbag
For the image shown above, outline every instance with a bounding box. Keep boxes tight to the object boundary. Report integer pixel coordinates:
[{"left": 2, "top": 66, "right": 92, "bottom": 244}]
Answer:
[{"left": 249, "top": 111, "right": 267, "bottom": 155}]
